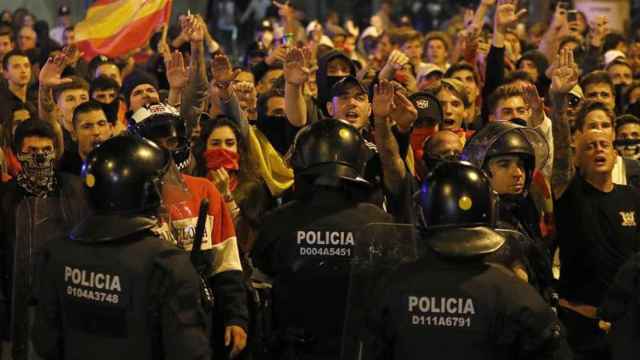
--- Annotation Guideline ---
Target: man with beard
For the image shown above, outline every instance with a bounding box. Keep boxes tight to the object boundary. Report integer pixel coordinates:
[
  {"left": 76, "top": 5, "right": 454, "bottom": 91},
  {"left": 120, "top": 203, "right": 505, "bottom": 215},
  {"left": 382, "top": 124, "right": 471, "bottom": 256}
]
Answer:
[
  {"left": 551, "top": 50, "right": 640, "bottom": 359},
  {"left": 58, "top": 101, "right": 113, "bottom": 175},
  {"left": 0, "top": 120, "right": 88, "bottom": 359}
]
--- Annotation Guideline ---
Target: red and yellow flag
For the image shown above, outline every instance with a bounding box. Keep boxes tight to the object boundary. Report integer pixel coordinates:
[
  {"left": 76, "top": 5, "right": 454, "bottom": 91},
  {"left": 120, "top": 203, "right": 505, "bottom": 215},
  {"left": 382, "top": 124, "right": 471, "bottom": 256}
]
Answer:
[{"left": 75, "top": 0, "right": 172, "bottom": 61}]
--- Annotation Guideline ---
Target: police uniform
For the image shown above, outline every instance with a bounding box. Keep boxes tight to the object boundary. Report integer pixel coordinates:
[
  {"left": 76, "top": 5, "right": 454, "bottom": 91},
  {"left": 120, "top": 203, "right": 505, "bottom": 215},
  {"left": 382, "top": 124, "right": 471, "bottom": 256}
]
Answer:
[
  {"left": 462, "top": 121, "right": 555, "bottom": 299},
  {"left": 252, "top": 119, "right": 392, "bottom": 359},
  {"left": 361, "top": 162, "right": 571, "bottom": 360},
  {"left": 128, "top": 103, "right": 248, "bottom": 357},
  {"left": 31, "top": 135, "right": 211, "bottom": 359}
]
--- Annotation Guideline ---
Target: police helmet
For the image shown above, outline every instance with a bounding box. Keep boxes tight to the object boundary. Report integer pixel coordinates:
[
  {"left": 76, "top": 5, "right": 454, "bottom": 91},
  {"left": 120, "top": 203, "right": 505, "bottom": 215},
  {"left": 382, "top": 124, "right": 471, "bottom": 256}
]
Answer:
[
  {"left": 289, "top": 118, "right": 370, "bottom": 186},
  {"left": 128, "top": 103, "right": 191, "bottom": 170},
  {"left": 462, "top": 122, "right": 549, "bottom": 193},
  {"left": 81, "top": 134, "right": 170, "bottom": 214},
  {"left": 417, "top": 161, "right": 505, "bottom": 257}
]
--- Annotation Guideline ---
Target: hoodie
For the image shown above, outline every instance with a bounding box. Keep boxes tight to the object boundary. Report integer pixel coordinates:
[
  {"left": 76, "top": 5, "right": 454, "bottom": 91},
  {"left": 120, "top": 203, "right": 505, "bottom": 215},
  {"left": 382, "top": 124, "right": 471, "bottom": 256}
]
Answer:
[
  {"left": 517, "top": 50, "right": 551, "bottom": 98},
  {"left": 316, "top": 50, "right": 357, "bottom": 117}
]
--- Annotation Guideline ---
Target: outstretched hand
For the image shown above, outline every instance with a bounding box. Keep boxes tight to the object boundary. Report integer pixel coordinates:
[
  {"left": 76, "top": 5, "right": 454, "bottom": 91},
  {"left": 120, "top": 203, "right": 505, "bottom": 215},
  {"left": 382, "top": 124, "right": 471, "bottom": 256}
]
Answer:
[
  {"left": 372, "top": 79, "right": 396, "bottom": 120},
  {"left": 166, "top": 50, "right": 189, "bottom": 90},
  {"left": 39, "top": 53, "right": 72, "bottom": 88},
  {"left": 550, "top": 48, "right": 579, "bottom": 95},
  {"left": 494, "top": 0, "right": 527, "bottom": 33},
  {"left": 283, "top": 47, "right": 310, "bottom": 86}
]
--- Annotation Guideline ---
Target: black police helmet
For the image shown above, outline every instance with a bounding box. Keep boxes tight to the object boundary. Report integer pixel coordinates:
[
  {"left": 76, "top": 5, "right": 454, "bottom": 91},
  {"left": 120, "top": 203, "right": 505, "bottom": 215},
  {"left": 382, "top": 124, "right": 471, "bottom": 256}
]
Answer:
[
  {"left": 289, "top": 118, "right": 370, "bottom": 186},
  {"left": 128, "top": 103, "right": 191, "bottom": 170},
  {"left": 484, "top": 128, "right": 535, "bottom": 190},
  {"left": 81, "top": 134, "right": 169, "bottom": 214},
  {"left": 462, "top": 121, "right": 548, "bottom": 195},
  {"left": 417, "top": 161, "right": 505, "bottom": 257}
]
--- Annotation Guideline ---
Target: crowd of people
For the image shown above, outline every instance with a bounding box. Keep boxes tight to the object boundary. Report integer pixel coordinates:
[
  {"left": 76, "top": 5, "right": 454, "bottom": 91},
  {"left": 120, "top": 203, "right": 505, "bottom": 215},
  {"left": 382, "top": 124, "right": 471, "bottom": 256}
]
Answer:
[{"left": 0, "top": 0, "right": 640, "bottom": 359}]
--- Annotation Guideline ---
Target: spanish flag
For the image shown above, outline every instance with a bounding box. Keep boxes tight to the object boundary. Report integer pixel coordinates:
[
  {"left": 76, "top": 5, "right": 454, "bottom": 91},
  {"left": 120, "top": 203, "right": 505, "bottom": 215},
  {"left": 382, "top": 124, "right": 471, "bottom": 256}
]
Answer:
[{"left": 75, "top": 0, "right": 172, "bottom": 60}]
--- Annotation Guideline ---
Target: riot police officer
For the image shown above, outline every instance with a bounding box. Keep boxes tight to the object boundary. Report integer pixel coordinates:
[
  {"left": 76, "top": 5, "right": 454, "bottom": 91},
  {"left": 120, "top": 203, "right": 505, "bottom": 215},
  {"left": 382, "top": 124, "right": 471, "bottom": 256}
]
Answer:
[
  {"left": 359, "top": 161, "right": 571, "bottom": 360},
  {"left": 129, "top": 103, "right": 248, "bottom": 358},
  {"left": 31, "top": 135, "right": 211, "bottom": 359},
  {"left": 252, "top": 118, "right": 392, "bottom": 359},
  {"left": 462, "top": 121, "right": 555, "bottom": 297}
]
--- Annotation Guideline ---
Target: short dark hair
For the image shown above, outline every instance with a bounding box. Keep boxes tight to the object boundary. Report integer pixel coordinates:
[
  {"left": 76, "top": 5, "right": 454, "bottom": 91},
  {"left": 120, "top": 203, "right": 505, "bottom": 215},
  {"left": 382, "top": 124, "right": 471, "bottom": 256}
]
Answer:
[
  {"left": 52, "top": 76, "right": 89, "bottom": 103},
  {"left": 602, "top": 33, "right": 626, "bottom": 53},
  {"left": 90, "top": 75, "right": 120, "bottom": 96},
  {"left": 574, "top": 100, "right": 616, "bottom": 132},
  {"left": 615, "top": 114, "right": 640, "bottom": 133},
  {"left": 424, "top": 31, "right": 451, "bottom": 51},
  {"left": 580, "top": 70, "right": 614, "bottom": 95},
  {"left": 504, "top": 70, "right": 535, "bottom": 86},
  {"left": 445, "top": 62, "right": 478, "bottom": 85},
  {"left": 72, "top": 100, "right": 106, "bottom": 129},
  {"left": 13, "top": 119, "right": 57, "bottom": 154},
  {"left": 0, "top": 26, "right": 13, "bottom": 41},
  {"left": 488, "top": 84, "right": 527, "bottom": 114},
  {"left": 257, "top": 88, "right": 284, "bottom": 117},
  {"left": 2, "top": 49, "right": 28, "bottom": 70}
]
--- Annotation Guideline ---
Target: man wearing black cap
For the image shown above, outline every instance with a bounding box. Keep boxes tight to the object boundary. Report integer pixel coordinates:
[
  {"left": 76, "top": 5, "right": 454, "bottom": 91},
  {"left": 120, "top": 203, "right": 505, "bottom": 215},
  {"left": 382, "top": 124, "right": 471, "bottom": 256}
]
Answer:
[
  {"left": 407, "top": 91, "right": 443, "bottom": 165},
  {"left": 121, "top": 70, "right": 161, "bottom": 113}
]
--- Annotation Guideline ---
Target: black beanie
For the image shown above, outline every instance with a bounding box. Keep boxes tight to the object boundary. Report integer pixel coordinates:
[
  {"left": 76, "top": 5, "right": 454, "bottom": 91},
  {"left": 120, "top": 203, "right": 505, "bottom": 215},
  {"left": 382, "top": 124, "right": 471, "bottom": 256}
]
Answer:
[{"left": 121, "top": 70, "right": 159, "bottom": 106}]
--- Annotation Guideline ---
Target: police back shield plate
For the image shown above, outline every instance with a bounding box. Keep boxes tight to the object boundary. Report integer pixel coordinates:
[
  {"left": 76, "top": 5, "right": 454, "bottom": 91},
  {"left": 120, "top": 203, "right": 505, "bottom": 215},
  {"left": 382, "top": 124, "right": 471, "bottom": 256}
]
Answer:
[{"left": 341, "top": 223, "right": 418, "bottom": 360}]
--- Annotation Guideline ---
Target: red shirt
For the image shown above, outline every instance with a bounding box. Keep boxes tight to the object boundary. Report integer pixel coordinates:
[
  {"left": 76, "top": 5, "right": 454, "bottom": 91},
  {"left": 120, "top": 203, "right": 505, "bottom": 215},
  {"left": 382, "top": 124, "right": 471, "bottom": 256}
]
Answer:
[{"left": 168, "top": 174, "right": 241, "bottom": 275}]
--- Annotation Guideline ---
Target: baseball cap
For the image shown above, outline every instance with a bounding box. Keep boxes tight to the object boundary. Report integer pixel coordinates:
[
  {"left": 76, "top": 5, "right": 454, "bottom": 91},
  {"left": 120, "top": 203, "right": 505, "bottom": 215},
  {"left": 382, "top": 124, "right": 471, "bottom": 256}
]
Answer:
[
  {"left": 416, "top": 63, "right": 445, "bottom": 81},
  {"left": 330, "top": 75, "right": 368, "bottom": 99},
  {"left": 409, "top": 92, "right": 443, "bottom": 127},
  {"left": 604, "top": 50, "right": 626, "bottom": 67}
]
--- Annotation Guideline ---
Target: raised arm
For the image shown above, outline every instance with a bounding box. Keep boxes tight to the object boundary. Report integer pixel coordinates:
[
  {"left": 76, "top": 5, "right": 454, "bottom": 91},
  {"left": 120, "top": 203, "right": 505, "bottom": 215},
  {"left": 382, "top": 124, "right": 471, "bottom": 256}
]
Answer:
[
  {"left": 549, "top": 48, "right": 579, "bottom": 199},
  {"left": 372, "top": 80, "right": 417, "bottom": 195},
  {"left": 283, "top": 47, "right": 310, "bottom": 127},
  {"left": 178, "top": 15, "right": 209, "bottom": 136},
  {"left": 38, "top": 51, "right": 71, "bottom": 158},
  {"left": 538, "top": 4, "right": 568, "bottom": 63},
  {"left": 210, "top": 54, "right": 249, "bottom": 139}
]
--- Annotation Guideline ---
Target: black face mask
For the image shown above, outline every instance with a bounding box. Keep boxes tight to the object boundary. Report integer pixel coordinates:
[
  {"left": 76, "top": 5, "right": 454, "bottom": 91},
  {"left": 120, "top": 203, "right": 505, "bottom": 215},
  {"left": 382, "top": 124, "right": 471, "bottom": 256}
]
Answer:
[{"left": 102, "top": 98, "right": 120, "bottom": 125}]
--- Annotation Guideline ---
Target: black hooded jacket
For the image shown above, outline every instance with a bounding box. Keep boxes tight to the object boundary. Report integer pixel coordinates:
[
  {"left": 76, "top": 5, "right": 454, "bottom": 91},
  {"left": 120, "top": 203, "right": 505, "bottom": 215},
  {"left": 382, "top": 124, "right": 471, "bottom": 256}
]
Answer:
[{"left": 315, "top": 50, "right": 357, "bottom": 118}]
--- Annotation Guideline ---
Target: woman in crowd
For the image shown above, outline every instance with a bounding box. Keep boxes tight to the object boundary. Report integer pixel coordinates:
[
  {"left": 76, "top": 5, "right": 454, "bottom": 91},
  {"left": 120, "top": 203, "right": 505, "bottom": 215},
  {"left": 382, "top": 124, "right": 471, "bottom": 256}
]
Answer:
[{"left": 196, "top": 116, "right": 274, "bottom": 256}]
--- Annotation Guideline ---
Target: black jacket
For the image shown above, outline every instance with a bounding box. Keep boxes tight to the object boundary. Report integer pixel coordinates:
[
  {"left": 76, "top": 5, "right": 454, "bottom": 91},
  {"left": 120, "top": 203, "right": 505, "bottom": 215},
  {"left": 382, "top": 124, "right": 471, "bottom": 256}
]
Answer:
[{"left": 32, "top": 214, "right": 211, "bottom": 360}]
